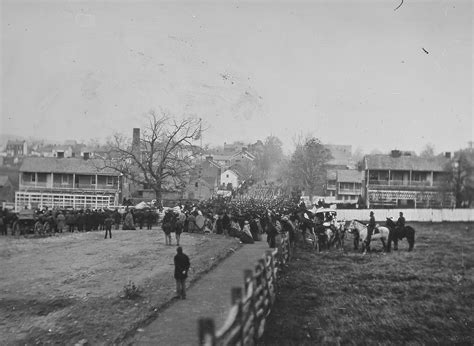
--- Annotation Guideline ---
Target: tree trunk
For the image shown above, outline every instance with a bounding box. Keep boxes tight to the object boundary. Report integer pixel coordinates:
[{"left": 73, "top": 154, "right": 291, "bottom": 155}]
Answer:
[{"left": 154, "top": 184, "right": 162, "bottom": 206}]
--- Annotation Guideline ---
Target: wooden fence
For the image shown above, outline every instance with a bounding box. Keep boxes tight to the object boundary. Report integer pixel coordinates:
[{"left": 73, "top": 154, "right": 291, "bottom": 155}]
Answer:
[
  {"left": 198, "top": 232, "right": 291, "bottom": 345},
  {"left": 336, "top": 208, "right": 474, "bottom": 222}
]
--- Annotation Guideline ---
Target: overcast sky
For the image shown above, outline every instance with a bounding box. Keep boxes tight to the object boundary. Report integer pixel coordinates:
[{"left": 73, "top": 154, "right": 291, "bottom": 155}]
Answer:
[{"left": 1, "top": 0, "right": 472, "bottom": 154}]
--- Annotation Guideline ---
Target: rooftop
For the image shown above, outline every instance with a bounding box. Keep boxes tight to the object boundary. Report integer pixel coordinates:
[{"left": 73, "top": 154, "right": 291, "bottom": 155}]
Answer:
[
  {"left": 6, "top": 140, "right": 25, "bottom": 146},
  {"left": 337, "top": 169, "right": 363, "bottom": 183},
  {"left": 20, "top": 157, "right": 118, "bottom": 175},
  {"left": 365, "top": 154, "right": 449, "bottom": 172}
]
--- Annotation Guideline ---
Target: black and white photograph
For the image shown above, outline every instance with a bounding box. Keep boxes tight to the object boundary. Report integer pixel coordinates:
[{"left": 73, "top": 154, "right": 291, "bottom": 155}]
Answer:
[{"left": 0, "top": 0, "right": 472, "bottom": 344}]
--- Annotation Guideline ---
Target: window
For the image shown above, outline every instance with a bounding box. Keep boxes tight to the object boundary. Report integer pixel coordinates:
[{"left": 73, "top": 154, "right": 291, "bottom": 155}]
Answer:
[
  {"left": 378, "top": 171, "right": 389, "bottom": 181},
  {"left": 91, "top": 176, "right": 96, "bottom": 185},
  {"left": 369, "top": 171, "right": 378, "bottom": 181},
  {"left": 37, "top": 173, "right": 47, "bottom": 183},
  {"left": 226, "top": 174, "right": 229, "bottom": 178},
  {"left": 106, "top": 176, "right": 114, "bottom": 185},
  {"left": 195, "top": 182, "right": 199, "bottom": 187},
  {"left": 30, "top": 173, "right": 36, "bottom": 182},
  {"left": 412, "top": 172, "right": 427, "bottom": 181},
  {"left": 61, "top": 175, "right": 69, "bottom": 185},
  {"left": 340, "top": 183, "right": 353, "bottom": 190}
]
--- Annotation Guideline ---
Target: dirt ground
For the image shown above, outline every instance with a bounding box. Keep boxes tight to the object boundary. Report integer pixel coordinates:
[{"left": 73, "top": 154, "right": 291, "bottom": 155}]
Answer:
[
  {"left": 259, "top": 222, "right": 474, "bottom": 345},
  {"left": 0, "top": 228, "right": 241, "bottom": 345}
]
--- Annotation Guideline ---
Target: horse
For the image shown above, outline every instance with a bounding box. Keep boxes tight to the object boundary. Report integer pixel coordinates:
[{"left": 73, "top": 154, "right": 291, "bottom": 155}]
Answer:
[
  {"left": 348, "top": 219, "right": 390, "bottom": 253},
  {"left": 331, "top": 220, "right": 347, "bottom": 250},
  {"left": 385, "top": 218, "right": 416, "bottom": 251}
]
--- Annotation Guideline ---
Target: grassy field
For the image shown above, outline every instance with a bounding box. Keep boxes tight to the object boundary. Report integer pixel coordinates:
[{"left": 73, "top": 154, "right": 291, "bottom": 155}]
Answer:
[
  {"left": 259, "top": 222, "right": 473, "bottom": 345},
  {"left": 0, "top": 229, "right": 241, "bottom": 345}
]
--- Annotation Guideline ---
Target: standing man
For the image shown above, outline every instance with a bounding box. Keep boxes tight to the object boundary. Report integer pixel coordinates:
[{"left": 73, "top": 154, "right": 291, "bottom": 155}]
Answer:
[
  {"left": 113, "top": 209, "right": 121, "bottom": 230},
  {"left": 175, "top": 211, "right": 186, "bottom": 246},
  {"left": 56, "top": 211, "right": 65, "bottom": 233},
  {"left": 174, "top": 247, "right": 190, "bottom": 299},
  {"left": 104, "top": 212, "right": 114, "bottom": 239},
  {"left": 0, "top": 208, "right": 6, "bottom": 236},
  {"left": 366, "top": 211, "right": 376, "bottom": 252},
  {"left": 162, "top": 209, "right": 174, "bottom": 245}
]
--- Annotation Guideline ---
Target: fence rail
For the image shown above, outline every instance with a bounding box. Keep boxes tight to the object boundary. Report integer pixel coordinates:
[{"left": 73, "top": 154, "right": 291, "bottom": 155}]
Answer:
[{"left": 199, "top": 232, "right": 291, "bottom": 345}]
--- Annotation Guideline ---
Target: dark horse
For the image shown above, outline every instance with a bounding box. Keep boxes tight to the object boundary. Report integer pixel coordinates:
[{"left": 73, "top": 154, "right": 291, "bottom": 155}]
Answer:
[{"left": 385, "top": 218, "right": 415, "bottom": 251}]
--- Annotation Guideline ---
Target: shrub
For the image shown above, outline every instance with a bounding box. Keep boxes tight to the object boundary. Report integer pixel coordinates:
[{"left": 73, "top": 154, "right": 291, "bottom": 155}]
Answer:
[{"left": 122, "top": 280, "right": 141, "bottom": 300}]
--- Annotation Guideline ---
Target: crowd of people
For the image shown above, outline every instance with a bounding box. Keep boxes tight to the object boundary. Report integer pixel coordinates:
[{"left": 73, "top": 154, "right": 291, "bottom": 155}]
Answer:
[
  {"left": 158, "top": 196, "right": 303, "bottom": 249},
  {"left": 0, "top": 207, "right": 159, "bottom": 237},
  {"left": 0, "top": 195, "right": 304, "bottom": 249}
]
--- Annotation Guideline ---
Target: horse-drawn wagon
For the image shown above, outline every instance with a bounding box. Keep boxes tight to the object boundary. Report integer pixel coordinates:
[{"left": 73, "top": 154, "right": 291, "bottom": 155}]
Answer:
[
  {"left": 12, "top": 209, "right": 38, "bottom": 236},
  {"left": 299, "top": 207, "right": 346, "bottom": 251}
]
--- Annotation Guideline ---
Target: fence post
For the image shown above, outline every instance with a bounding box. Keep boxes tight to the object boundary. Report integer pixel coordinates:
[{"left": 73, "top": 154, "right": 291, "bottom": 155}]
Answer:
[
  {"left": 265, "top": 250, "right": 276, "bottom": 304},
  {"left": 199, "top": 318, "right": 216, "bottom": 346},
  {"left": 231, "top": 287, "right": 244, "bottom": 346},
  {"left": 244, "top": 269, "right": 257, "bottom": 343}
]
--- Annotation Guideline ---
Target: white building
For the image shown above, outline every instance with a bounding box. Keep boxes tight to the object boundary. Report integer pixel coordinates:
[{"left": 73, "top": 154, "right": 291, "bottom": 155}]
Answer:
[
  {"left": 15, "top": 157, "right": 121, "bottom": 211},
  {"left": 220, "top": 169, "right": 240, "bottom": 190}
]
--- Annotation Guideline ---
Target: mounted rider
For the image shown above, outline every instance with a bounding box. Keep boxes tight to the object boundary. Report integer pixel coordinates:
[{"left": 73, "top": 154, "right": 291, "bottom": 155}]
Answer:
[{"left": 396, "top": 212, "right": 405, "bottom": 229}]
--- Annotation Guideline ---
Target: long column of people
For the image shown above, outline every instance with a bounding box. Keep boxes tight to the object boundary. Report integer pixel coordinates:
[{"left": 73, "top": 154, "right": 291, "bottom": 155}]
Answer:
[{"left": 0, "top": 196, "right": 306, "bottom": 248}]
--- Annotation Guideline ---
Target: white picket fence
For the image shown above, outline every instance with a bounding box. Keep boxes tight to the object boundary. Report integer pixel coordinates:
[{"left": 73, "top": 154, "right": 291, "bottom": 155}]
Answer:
[{"left": 336, "top": 209, "right": 473, "bottom": 222}]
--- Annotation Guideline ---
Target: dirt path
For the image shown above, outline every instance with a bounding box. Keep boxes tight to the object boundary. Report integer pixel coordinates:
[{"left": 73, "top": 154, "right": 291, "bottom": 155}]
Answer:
[
  {"left": 0, "top": 228, "right": 241, "bottom": 345},
  {"left": 130, "top": 241, "right": 271, "bottom": 345}
]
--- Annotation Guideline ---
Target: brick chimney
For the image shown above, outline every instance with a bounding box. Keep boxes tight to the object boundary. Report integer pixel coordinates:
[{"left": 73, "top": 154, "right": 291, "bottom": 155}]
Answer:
[
  {"left": 132, "top": 128, "right": 140, "bottom": 154},
  {"left": 391, "top": 150, "right": 401, "bottom": 158}
]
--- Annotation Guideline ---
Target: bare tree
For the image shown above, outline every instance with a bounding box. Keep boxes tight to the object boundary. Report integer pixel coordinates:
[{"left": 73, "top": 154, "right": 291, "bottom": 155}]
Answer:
[
  {"left": 102, "top": 110, "right": 202, "bottom": 202},
  {"left": 420, "top": 143, "right": 436, "bottom": 158},
  {"left": 288, "top": 136, "right": 332, "bottom": 200}
]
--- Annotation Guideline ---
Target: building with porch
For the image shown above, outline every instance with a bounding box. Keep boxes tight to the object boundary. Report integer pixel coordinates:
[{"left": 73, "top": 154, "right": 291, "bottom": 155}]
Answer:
[
  {"left": 15, "top": 157, "right": 121, "bottom": 210},
  {"left": 326, "top": 169, "right": 363, "bottom": 204},
  {"left": 363, "top": 151, "right": 453, "bottom": 208}
]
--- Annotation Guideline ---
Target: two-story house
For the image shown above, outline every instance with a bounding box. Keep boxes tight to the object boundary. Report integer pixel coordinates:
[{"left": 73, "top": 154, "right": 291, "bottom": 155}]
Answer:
[
  {"left": 185, "top": 156, "right": 222, "bottom": 200},
  {"left": 15, "top": 157, "right": 121, "bottom": 210},
  {"left": 336, "top": 170, "right": 363, "bottom": 203},
  {"left": 6, "top": 140, "right": 28, "bottom": 157},
  {"left": 363, "top": 151, "right": 452, "bottom": 208},
  {"left": 326, "top": 169, "right": 363, "bottom": 203},
  {"left": 220, "top": 168, "right": 241, "bottom": 191},
  {"left": 206, "top": 147, "right": 256, "bottom": 172}
]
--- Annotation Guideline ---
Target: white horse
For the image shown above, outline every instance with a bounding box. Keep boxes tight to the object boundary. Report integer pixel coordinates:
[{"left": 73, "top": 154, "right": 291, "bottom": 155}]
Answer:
[{"left": 348, "top": 219, "right": 390, "bottom": 253}]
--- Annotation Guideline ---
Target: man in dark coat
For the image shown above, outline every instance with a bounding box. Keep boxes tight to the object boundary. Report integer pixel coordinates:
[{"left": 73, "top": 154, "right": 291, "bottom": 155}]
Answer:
[
  {"left": 104, "top": 212, "right": 114, "bottom": 239},
  {"left": 162, "top": 209, "right": 174, "bottom": 245},
  {"left": 396, "top": 212, "right": 405, "bottom": 229},
  {"left": 366, "top": 211, "right": 376, "bottom": 251},
  {"left": 113, "top": 209, "right": 121, "bottom": 230},
  {"left": 174, "top": 247, "right": 190, "bottom": 299},
  {"left": 77, "top": 210, "right": 85, "bottom": 232}
]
